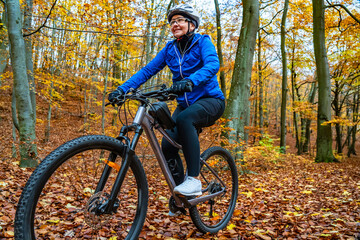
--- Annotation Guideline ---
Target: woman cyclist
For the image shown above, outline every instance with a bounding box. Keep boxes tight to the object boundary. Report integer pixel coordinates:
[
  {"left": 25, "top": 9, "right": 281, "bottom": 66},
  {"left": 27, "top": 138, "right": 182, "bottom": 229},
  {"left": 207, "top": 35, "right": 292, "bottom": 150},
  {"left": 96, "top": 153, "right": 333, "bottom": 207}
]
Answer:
[{"left": 108, "top": 4, "right": 225, "bottom": 204}]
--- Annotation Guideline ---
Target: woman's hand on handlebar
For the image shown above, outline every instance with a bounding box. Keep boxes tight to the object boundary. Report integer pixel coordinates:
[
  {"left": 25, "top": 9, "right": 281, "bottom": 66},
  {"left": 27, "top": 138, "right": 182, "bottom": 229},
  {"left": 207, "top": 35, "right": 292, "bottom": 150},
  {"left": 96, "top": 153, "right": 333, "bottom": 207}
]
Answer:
[
  {"left": 169, "top": 80, "right": 193, "bottom": 95},
  {"left": 108, "top": 89, "right": 125, "bottom": 105}
]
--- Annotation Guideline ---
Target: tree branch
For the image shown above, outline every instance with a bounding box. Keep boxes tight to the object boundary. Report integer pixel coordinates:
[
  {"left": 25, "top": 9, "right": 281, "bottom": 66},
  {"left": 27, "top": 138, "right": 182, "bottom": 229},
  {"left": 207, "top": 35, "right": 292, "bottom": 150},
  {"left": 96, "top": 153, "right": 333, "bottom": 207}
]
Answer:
[
  {"left": 23, "top": 0, "right": 58, "bottom": 37},
  {"left": 325, "top": 4, "right": 360, "bottom": 24},
  {"left": 260, "top": 0, "right": 277, "bottom": 10},
  {"left": 258, "top": 9, "right": 283, "bottom": 31}
]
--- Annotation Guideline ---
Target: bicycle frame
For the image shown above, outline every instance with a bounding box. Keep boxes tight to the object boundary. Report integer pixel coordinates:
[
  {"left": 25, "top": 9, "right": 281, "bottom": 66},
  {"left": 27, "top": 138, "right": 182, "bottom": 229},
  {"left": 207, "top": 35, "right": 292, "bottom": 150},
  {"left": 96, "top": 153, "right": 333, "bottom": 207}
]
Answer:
[{"left": 98, "top": 103, "right": 226, "bottom": 214}]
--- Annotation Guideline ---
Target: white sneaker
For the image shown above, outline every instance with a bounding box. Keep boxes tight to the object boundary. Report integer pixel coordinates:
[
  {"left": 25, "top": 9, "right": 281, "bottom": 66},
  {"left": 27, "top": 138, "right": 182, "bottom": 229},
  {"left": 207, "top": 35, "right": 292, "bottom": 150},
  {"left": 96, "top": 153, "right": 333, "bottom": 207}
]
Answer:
[{"left": 173, "top": 176, "right": 202, "bottom": 196}]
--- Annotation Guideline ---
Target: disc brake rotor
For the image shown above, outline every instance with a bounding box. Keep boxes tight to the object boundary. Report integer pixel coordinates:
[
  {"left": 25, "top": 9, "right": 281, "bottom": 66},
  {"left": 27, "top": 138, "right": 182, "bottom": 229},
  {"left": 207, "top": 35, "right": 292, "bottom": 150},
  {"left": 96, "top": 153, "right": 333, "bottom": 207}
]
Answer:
[{"left": 84, "top": 191, "right": 112, "bottom": 229}]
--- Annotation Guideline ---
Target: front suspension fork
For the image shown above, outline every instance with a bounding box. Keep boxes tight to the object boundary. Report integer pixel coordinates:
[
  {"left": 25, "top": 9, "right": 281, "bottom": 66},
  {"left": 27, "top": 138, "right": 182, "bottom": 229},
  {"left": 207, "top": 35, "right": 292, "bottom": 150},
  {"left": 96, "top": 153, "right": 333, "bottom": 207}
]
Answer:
[{"left": 94, "top": 124, "right": 143, "bottom": 214}]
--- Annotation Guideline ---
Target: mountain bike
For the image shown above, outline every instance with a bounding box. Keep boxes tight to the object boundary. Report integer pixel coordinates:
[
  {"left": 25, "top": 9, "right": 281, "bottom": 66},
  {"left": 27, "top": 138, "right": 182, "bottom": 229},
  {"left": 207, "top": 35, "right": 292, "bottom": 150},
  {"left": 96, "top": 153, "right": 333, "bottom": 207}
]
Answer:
[{"left": 15, "top": 85, "right": 238, "bottom": 239}]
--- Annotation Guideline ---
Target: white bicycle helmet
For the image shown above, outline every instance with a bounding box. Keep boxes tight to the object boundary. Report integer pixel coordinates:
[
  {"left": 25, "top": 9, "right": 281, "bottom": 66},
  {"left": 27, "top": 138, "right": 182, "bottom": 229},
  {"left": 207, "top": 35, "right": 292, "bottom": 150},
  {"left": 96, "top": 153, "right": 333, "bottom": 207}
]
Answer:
[{"left": 167, "top": 4, "right": 200, "bottom": 29}]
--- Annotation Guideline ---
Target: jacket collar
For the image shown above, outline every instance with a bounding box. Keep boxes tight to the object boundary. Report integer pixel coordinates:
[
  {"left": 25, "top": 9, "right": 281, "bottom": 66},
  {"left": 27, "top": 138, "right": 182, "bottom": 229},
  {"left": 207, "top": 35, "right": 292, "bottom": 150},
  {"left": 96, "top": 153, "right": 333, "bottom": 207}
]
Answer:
[{"left": 172, "top": 33, "right": 201, "bottom": 47}]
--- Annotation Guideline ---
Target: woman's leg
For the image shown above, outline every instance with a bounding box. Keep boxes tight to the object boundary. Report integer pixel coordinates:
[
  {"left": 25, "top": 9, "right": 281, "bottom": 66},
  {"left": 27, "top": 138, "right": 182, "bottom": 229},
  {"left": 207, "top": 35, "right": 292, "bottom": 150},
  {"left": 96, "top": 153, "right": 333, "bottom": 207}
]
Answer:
[
  {"left": 175, "top": 98, "right": 225, "bottom": 178},
  {"left": 161, "top": 108, "right": 185, "bottom": 185}
]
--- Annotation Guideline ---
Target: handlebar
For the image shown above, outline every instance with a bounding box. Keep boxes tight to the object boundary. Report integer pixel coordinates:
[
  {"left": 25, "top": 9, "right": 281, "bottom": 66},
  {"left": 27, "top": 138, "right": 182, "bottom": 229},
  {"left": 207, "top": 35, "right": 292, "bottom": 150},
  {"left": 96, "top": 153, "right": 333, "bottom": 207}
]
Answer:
[{"left": 107, "top": 84, "right": 178, "bottom": 107}]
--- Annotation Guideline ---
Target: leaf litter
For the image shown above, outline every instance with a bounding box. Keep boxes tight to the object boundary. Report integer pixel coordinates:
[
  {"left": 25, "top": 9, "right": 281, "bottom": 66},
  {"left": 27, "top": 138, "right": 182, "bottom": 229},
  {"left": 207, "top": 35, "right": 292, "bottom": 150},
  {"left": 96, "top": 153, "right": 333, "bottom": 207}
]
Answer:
[{"left": 1, "top": 149, "right": 359, "bottom": 239}]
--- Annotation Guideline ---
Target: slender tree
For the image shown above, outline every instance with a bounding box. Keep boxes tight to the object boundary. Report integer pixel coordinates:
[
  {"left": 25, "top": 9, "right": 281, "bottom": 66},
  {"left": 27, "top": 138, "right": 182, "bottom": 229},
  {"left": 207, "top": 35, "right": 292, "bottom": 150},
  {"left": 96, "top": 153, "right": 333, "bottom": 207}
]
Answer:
[
  {"left": 302, "top": 81, "right": 317, "bottom": 153},
  {"left": 280, "top": 0, "right": 289, "bottom": 153},
  {"left": 6, "top": 0, "right": 37, "bottom": 167},
  {"left": 347, "top": 86, "right": 359, "bottom": 157},
  {"left": 102, "top": 37, "right": 110, "bottom": 135},
  {"left": 0, "top": 9, "right": 8, "bottom": 83},
  {"left": 24, "top": 0, "right": 36, "bottom": 123},
  {"left": 257, "top": 32, "right": 264, "bottom": 137},
  {"left": 214, "top": 0, "right": 226, "bottom": 96}
]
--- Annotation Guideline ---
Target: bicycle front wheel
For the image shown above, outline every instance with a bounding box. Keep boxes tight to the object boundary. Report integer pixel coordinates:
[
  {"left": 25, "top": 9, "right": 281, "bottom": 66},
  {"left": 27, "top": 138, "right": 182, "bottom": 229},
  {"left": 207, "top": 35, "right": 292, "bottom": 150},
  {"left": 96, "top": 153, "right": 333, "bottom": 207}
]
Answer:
[
  {"left": 15, "top": 135, "right": 148, "bottom": 240},
  {"left": 189, "top": 146, "right": 238, "bottom": 233}
]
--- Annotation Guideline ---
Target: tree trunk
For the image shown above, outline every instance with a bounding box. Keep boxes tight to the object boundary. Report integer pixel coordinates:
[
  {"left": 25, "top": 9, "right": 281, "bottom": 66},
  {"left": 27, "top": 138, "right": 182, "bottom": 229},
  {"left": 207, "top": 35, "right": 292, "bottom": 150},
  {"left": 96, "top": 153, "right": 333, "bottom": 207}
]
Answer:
[
  {"left": 11, "top": 86, "right": 18, "bottom": 157},
  {"left": 143, "top": 0, "right": 155, "bottom": 88},
  {"left": 155, "top": 1, "right": 173, "bottom": 86},
  {"left": 280, "top": 0, "right": 289, "bottom": 153},
  {"left": 303, "top": 81, "right": 317, "bottom": 153},
  {"left": 257, "top": 33, "right": 264, "bottom": 137},
  {"left": 223, "top": 0, "right": 259, "bottom": 158},
  {"left": 44, "top": 82, "right": 53, "bottom": 142},
  {"left": 347, "top": 87, "right": 358, "bottom": 156},
  {"left": 290, "top": 49, "right": 301, "bottom": 153},
  {"left": 214, "top": 0, "right": 226, "bottom": 97},
  {"left": 102, "top": 39, "right": 110, "bottom": 135},
  {"left": 24, "top": 0, "right": 36, "bottom": 123},
  {"left": 333, "top": 79, "right": 342, "bottom": 153},
  {"left": 312, "top": 0, "right": 337, "bottom": 162},
  {"left": 0, "top": 10, "right": 8, "bottom": 85},
  {"left": 113, "top": 40, "right": 122, "bottom": 80},
  {"left": 6, "top": 0, "right": 37, "bottom": 167},
  {"left": 253, "top": 81, "right": 258, "bottom": 129}
]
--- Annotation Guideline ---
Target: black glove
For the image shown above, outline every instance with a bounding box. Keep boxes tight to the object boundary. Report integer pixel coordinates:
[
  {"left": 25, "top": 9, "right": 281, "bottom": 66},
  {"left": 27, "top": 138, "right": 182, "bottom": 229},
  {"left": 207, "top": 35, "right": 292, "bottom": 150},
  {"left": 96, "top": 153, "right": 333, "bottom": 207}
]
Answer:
[
  {"left": 108, "top": 89, "right": 124, "bottom": 103},
  {"left": 170, "top": 80, "right": 193, "bottom": 95}
]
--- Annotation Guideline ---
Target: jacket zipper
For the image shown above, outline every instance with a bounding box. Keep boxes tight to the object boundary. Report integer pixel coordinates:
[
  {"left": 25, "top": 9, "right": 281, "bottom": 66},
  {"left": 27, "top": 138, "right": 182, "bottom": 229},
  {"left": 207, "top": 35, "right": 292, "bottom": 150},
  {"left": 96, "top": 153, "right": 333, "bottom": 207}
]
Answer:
[{"left": 173, "top": 37, "right": 200, "bottom": 107}]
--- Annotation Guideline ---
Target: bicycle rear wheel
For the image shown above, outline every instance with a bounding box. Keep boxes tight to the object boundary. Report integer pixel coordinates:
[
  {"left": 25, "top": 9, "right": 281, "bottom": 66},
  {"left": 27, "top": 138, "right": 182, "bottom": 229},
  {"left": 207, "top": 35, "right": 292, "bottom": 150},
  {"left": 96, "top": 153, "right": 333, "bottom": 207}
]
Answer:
[
  {"left": 15, "top": 135, "right": 148, "bottom": 240},
  {"left": 189, "top": 146, "right": 238, "bottom": 233}
]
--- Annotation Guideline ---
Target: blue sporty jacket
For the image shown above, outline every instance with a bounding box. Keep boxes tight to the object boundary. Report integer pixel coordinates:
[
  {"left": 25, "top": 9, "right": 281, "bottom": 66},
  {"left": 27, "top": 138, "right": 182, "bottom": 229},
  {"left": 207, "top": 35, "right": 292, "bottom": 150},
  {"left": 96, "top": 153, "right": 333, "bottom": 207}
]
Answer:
[{"left": 118, "top": 33, "right": 225, "bottom": 108}]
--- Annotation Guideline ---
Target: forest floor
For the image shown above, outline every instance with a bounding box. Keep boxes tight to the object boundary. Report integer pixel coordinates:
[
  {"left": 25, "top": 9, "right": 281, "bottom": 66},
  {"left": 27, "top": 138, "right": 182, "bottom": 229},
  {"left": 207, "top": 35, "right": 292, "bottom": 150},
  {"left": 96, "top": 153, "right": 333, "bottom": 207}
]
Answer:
[{"left": 0, "top": 84, "right": 359, "bottom": 239}]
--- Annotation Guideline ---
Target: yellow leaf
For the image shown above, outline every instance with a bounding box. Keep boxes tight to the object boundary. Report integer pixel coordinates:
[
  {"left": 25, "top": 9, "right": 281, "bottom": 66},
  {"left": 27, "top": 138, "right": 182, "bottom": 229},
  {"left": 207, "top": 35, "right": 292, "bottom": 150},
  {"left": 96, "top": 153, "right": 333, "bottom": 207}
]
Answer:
[
  {"left": 4, "top": 231, "right": 14, "bottom": 237},
  {"left": 322, "top": 213, "right": 333, "bottom": 217},
  {"left": 241, "top": 191, "right": 253, "bottom": 198},
  {"left": 159, "top": 196, "right": 168, "bottom": 202},
  {"left": 149, "top": 225, "right": 156, "bottom": 231},
  {"left": 320, "top": 234, "right": 332, "bottom": 237},
  {"left": 301, "top": 190, "right": 312, "bottom": 194},
  {"left": 47, "top": 219, "right": 60, "bottom": 224},
  {"left": 83, "top": 187, "right": 94, "bottom": 194},
  {"left": 342, "top": 190, "right": 351, "bottom": 196},
  {"left": 227, "top": 223, "right": 236, "bottom": 230},
  {"left": 109, "top": 237, "right": 117, "bottom": 240}
]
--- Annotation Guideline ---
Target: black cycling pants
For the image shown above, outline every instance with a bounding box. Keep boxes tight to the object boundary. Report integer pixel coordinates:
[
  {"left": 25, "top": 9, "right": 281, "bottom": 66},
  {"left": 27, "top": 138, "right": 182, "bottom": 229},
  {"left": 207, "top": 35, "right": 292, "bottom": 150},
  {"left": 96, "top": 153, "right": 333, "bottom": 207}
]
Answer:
[{"left": 161, "top": 98, "right": 225, "bottom": 185}]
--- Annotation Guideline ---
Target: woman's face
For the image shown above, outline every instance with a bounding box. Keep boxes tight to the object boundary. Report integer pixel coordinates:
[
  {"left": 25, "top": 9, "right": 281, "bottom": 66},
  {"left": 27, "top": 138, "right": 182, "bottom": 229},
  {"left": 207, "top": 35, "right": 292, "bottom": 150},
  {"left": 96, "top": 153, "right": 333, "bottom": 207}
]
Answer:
[{"left": 170, "top": 14, "right": 195, "bottom": 38}]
